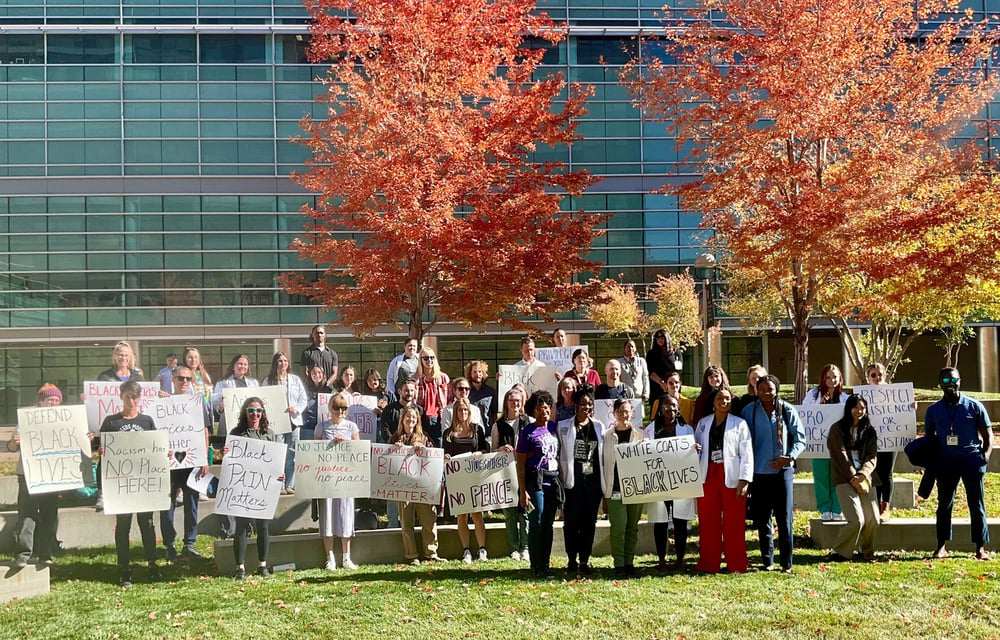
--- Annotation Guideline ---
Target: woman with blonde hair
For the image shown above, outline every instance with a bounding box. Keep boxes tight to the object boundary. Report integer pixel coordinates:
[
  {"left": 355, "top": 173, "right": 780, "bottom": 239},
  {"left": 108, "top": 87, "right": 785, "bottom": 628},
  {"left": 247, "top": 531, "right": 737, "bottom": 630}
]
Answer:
[
  {"left": 183, "top": 347, "right": 213, "bottom": 429},
  {"left": 442, "top": 397, "right": 491, "bottom": 563},
  {"left": 316, "top": 393, "right": 360, "bottom": 570},
  {"left": 415, "top": 346, "right": 450, "bottom": 446},
  {"left": 491, "top": 387, "right": 531, "bottom": 561},
  {"left": 97, "top": 341, "right": 144, "bottom": 382}
]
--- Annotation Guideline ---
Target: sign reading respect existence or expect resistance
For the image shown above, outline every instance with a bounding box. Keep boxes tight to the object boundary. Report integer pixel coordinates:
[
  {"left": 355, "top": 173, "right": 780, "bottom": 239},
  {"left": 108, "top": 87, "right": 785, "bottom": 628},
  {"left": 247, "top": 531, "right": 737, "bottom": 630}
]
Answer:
[
  {"left": 100, "top": 430, "right": 171, "bottom": 516},
  {"left": 294, "top": 439, "right": 371, "bottom": 499},
  {"left": 222, "top": 386, "right": 291, "bottom": 435},
  {"left": 83, "top": 381, "right": 161, "bottom": 434},
  {"left": 16, "top": 404, "right": 95, "bottom": 494},
  {"left": 214, "top": 435, "right": 287, "bottom": 520},
  {"left": 369, "top": 444, "right": 444, "bottom": 505},
  {"left": 148, "top": 394, "right": 208, "bottom": 470},
  {"left": 444, "top": 451, "right": 518, "bottom": 515},
  {"left": 614, "top": 435, "right": 704, "bottom": 504}
]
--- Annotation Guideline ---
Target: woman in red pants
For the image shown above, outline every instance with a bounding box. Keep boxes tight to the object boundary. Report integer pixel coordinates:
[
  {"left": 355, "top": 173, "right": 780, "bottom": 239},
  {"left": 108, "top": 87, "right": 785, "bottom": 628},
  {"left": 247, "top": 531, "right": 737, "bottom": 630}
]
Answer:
[{"left": 694, "top": 387, "right": 753, "bottom": 573}]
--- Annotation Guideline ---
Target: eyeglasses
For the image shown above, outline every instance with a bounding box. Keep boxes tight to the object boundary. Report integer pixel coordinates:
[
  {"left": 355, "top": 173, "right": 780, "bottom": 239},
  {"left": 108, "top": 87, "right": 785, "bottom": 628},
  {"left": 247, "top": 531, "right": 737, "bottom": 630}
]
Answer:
[
  {"left": 421, "top": 356, "right": 435, "bottom": 361},
  {"left": 174, "top": 376, "right": 192, "bottom": 382},
  {"left": 941, "top": 377, "right": 960, "bottom": 384},
  {"left": 331, "top": 406, "right": 348, "bottom": 412},
  {"left": 246, "top": 407, "right": 264, "bottom": 415}
]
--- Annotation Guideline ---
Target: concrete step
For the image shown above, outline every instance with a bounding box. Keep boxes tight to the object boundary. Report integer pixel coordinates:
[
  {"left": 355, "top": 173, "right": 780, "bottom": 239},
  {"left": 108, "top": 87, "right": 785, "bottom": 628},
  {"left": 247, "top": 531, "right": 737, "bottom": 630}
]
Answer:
[
  {"left": 793, "top": 478, "right": 914, "bottom": 510},
  {"left": 796, "top": 452, "right": 1000, "bottom": 474},
  {"left": 0, "top": 563, "right": 50, "bottom": 603},
  {"left": 213, "top": 519, "right": 660, "bottom": 575},
  {"left": 809, "top": 517, "right": 1000, "bottom": 553}
]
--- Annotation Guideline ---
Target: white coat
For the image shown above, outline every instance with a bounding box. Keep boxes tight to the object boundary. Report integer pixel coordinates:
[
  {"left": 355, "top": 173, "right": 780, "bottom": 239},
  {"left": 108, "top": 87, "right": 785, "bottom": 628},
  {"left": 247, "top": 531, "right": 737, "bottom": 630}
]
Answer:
[
  {"left": 694, "top": 413, "right": 754, "bottom": 489},
  {"left": 557, "top": 416, "right": 605, "bottom": 491}
]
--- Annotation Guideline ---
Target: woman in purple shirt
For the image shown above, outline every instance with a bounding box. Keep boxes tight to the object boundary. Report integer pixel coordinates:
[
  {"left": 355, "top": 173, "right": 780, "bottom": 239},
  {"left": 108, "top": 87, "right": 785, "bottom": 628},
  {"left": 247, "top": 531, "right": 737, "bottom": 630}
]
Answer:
[{"left": 516, "top": 390, "right": 563, "bottom": 579}]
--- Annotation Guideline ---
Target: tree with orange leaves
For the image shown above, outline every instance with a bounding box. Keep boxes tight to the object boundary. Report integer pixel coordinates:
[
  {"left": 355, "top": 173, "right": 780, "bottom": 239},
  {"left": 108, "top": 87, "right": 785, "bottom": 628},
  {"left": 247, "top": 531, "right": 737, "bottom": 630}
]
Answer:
[
  {"left": 625, "top": 0, "right": 1000, "bottom": 400},
  {"left": 279, "top": 0, "right": 603, "bottom": 341}
]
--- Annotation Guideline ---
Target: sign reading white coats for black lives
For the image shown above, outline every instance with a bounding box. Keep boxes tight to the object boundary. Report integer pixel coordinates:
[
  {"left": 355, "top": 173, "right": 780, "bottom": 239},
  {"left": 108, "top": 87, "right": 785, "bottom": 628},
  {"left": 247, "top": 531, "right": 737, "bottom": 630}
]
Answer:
[
  {"left": 148, "top": 394, "right": 207, "bottom": 469},
  {"left": 795, "top": 404, "right": 847, "bottom": 458},
  {"left": 222, "top": 386, "right": 290, "bottom": 434},
  {"left": 370, "top": 444, "right": 444, "bottom": 505},
  {"left": 214, "top": 435, "right": 286, "bottom": 520},
  {"left": 595, "top": 399, "right": 644, "bottom": 431},
  {"left": 851, "top": 383, "right": 917, "bottom": 452},
  {"left": 444, "top": 451, "right": 518, "bottom": 515},
  {"left": 536, "top": 346, "right": 588, "bottom": 372},
  {"left": 101, "top": 430, "right": 170, "bottom": 515},
  {"left": 83, "top": 381, "right": 161, "bottom": 434},
  {"left": 496, "top": 365, "right": 560, "bottom": 406},
  {"left": 614, "top": 435, "right": 704, "bottom": 504},
  {"left": 17, "top": 404, "right": 95, "bottom": 494},
  {"left": 294, "top": 439, "right": 371, "bottom": 499}
]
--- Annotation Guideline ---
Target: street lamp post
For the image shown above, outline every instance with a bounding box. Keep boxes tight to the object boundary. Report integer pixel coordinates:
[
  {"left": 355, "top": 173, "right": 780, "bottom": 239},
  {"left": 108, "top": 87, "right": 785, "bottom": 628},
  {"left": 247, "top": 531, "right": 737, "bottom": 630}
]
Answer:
[{"left": 694, "top": 253, "right": 718, "bottom": 376}]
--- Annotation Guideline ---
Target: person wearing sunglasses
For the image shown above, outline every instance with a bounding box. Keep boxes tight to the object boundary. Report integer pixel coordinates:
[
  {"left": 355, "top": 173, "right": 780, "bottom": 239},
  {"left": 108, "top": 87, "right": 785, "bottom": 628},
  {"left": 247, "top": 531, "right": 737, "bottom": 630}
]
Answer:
[
  {"left": 316, "top": 393, "right": 361, "bottom": 570},
  {"left": 415, "top": 346, "right": 450, "bottom": 446},
  {"left": 925, "top": 368, "right": 993, "bottom": 561},
  {"left": 441, "top": 377, "right": 484, "bottom": 432}
]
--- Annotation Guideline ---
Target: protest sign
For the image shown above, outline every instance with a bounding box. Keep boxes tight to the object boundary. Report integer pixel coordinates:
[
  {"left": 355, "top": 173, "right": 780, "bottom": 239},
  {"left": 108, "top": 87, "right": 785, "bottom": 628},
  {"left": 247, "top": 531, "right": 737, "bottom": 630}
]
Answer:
[
  {"left": 317, "top": 392, "right": 376, "bottom": 425},
  {"left": 614, "top": 435, "right": 703, "bottom": 504},
  {"left": 83, "top": 381, "right": 160, "bottom": 433},
  {"left": 536, "top": 346, "right": 588, "bottom": 372},
  {"left": 17, "top": 404, "right": 94, "bottom": 494},
  {"left": 214, "top": 435, "right": 286, "bottom": 519},
  {"left": 594, "top": 399, "right": 644, "bottom": 431},
  {"left": 347, "top": 406, "right": 378, "bottom": 442},
  {"left": 101, "top": 430, "right": 170, "bottom": 515},
  {"left": 444, "top": 451, "right": 518, "bottom": 515},
  {"left": 295, "top": 439, "right": 372, "bottom": 499},
  {"left": 148, "top": 394, "right": 207, "bottom": 469},
  {"left": 222, "top": 386, "right": 290, "bottom": 434},
  {"left": 370, "top": 443, "right": 444, "bottom": 505},
  {"left": 496, "top": 365, "right": 560, "bottom": 405},
  {"left": 795, "top": 404, "right": 847, "bottom": 458},
  {"left": 851, "top": 383, "right": 917, "bottom": 452}
]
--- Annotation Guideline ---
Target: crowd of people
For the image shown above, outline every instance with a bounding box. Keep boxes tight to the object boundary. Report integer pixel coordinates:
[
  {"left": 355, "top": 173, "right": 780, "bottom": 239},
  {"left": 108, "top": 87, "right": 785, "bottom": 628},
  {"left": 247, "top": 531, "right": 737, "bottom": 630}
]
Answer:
[{"left": 6, "top": 327, "right": 994, "bottom": 586}]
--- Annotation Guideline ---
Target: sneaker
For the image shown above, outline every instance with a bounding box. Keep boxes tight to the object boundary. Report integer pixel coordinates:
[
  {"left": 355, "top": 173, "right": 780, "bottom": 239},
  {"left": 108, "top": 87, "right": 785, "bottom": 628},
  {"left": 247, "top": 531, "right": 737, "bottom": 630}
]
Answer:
[
  {"left": 40, "top": 558, "right": 54, "bottom": 567},
  {"left": 509, "top": 551, "right": 521, "bottom": 561},
  {"left": 95, "top": 494, "right": 104, "bottom": 512},
  {"left": 833, "top": 513, "right": 845, "bottom": 521},
  {"left": 120, "top": 572, "right": 133, "bottom": 588},
  {"left": 342, "top": 558, "right": 358, "bottom": 570},
  {"left": 182, "top": 546, "right": 202, "bottom": 559},
  {"left": 821, "top": 511, "right": 833, "bottom": 521},
  {"left": 409, "top": 558, "right": 421, "bottom": 566},
  {"left": 234, "top": 567, "right": 246, "bottom": 581},
  {"left": 461, "top": 548, "right": 473, "bottom": 564},
  {"left": 148, "top": 565, "right": 163, "bottom": 582},
  {"left": 165, "top": 546, "right": 178, "bottom": 562},
  {"left": 520, "top": 550, "right": 530, "bottom": 563},
  {"left": 425, "top": 554, "right": 442, "bottom": 563},
  {"left": 256, "top": 565, "right": 271, "bottom": 578},
  {"left": 14, "top": 557, "right": 28, "bottom": 568},
  {"left": 325, "top": 558, "right": 337, "bottom": 570},
  {"left": 477, "top": 547, "right": 488, "bottom": 562}
]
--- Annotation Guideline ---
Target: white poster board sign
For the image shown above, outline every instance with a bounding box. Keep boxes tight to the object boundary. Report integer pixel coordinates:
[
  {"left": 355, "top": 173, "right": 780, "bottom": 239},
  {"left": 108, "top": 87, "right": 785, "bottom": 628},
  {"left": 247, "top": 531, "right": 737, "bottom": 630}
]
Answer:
[
  {"left": 536, "top": 346, "right": 588, "bottom": 372},
  {"left": 83, "top": 381, "right": 160, "bottom": 434},
  {"left": 214, "top": 435, "right": 287, "bottom": 519},
  {"left": 148, "top": 394, "right": 207, "bottom": 469},
  {"left": 317, "top": 392, "right": 376, "bottom": 425},
  {"left": 614, "top": 435, "right": 704, "bottom": 504},
  {"left": 496, "top": 365, "right": 560, "bottom": 405},
  {"left": 101, "top": 430, "right": 170, "bottom": 515},
  {"left": 851, "top": 383, "right": 917, "bottom": 452},
  {"left": 370, "top": 443, "right": 444, "bottom": 505},
  {"left": 595, "top": 399, "right": 644, "bottom": 431},
  {"left": 795, "top": 404, "right": 846, "bottom": 459},
  {"left": 222, "top": 386, "right": 291, "bottom": 434},
  {"left": 444, "top": 451, "right": 518, "bottom": 515},
  {"left": 347, "top": 406, "right": 378, "bottom": 443},
  {"left": 294, "top": 439, "right": 371, "bottom": 499},
  {"left": 17, "top": 405, "right": 94, "bottom": 494}
]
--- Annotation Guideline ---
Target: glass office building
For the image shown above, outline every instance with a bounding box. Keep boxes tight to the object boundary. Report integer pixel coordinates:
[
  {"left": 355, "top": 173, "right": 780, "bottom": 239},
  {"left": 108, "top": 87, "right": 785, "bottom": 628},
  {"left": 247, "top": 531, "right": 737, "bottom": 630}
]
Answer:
[{"left": 1, "top": 0, "right": 996, "bottom": 418}]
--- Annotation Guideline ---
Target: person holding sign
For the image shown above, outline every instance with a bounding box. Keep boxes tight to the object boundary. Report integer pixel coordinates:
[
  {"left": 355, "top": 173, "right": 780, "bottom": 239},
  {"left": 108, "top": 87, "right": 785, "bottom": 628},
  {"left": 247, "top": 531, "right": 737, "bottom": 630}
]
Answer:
[
  {"left": 601, "top": 397, "right": 646, "bottom": 578},
  {"left": 742, "top": 375, "right": 805, "bottom": 573},
  {"left": 925, "top": 367, "right": 993, "bottom": 561},
  {"left": 826, "top": 394, "right": 881, "bottom": 562},
  {"left": 316, "top": 393, "right": 360, "bottom": 571},
  {"left": 559, "top": 384, "right": 605, "bottom": 575},
  {"left": 644, "top": 395, "right": 696, "bottom": 572},
  {"left": 515, "top": 337, "right": 544, "bottom": 367},
  {"left": 804, "top": 364, "right": 847, "bottom": 522},
  {"left": 183, "top": 347, "right": 213, "bottom": 431},
  {"left": 516, "top": 390, "right": 563, "bottom": 579},
  {"left": 98, "top": 381, "right": 162, "bottom": 587},
  {"left": 865, "top": 363, "right": 897, "bottom": 519},
  {"left": 442, "top": 397, "right": 491, "bottom": 563},
  {"left": 563, "top": 348, "right": 601, "bottom": 388},
  {"left": 492, "top": 388, "right": 531, "bottom": 562},
  {"left": 226, "top": 397, "right": 285, "bottom": 580},
  {"left": 97, "top": 342, "right": 145, "bottom": 383},
  {"left": 390, "top": 406, "right": 440, "bottom": 565},
  {"left": 302, "top": 365, "right": 332, "bottom": 441},
  {"left": 694, "top": 388, "right": 752, "bottom": 574},
  {"left": 8, "top": 384, "right": 78, "bottom": 567},
  {"left": 262, "top": 352, "right": 309, "bottom": 495},
  {"left": 211, "top": 354, "right": 259, "bottom": 434},
  {"left": 160, "top": 367, "right": 210, "bottom": 562}
]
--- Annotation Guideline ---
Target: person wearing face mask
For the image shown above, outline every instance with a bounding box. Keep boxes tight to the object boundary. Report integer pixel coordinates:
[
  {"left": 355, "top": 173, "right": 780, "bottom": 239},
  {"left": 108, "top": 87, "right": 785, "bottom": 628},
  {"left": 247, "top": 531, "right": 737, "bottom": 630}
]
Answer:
[
  {"left": 211, "top": 354, "right": 259, "bottom": 434},
  {"left": 558, "top": 384, "right": 604, "bottom": 575},
  {"left": 925, "top": 368, "right": 993, "bottom": 561}
]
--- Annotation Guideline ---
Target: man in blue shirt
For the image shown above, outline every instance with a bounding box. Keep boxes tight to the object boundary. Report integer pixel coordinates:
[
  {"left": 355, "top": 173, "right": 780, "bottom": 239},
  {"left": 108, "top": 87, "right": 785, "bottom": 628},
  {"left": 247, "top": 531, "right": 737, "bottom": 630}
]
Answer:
[
  {"left": 924, "top": 367, "right": 993, "bottom": 560},
  {"left": 742, "top": 375, "right": 806, "bottom": 573}
]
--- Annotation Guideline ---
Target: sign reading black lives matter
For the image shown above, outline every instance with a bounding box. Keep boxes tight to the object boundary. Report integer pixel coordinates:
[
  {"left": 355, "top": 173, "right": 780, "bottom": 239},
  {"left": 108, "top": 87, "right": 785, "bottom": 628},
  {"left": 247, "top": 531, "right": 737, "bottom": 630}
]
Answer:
[{"left": 148, "top": 394, "right": 207, "bottom": 469}]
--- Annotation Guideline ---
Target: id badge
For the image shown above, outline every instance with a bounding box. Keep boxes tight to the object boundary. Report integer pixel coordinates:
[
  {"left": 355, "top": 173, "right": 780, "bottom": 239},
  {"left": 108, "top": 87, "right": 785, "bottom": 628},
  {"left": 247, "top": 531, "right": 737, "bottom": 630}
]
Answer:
[
  {"left": 582, "top": 461, "right": 593, "bottom": 476},
  {"left": 710, "top": 449, "right": 724, "bottom": 464},
  {"left": 947, "top": 435, "right": 959, "bottom": 446},
  {"left": 611, "top": 491, "right": 621, "bottom": 500}
]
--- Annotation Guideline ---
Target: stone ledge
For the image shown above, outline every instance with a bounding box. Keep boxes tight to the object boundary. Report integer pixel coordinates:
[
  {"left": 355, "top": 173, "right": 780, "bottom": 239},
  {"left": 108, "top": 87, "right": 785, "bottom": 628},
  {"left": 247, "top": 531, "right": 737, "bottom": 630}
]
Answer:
[
  {"left": 0, "top": 563, "right": 50, "bottom": 604},
  {"left": 809, "top": 517, "right": 1000, "bottom": 553}
]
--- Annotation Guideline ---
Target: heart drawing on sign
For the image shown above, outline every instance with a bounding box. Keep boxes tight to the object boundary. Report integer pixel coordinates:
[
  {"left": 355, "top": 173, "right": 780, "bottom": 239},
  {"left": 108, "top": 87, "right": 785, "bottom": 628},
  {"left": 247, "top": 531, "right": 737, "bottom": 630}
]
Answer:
[{"left": 174, "top": 451, "right": 187, "bottom": 465}]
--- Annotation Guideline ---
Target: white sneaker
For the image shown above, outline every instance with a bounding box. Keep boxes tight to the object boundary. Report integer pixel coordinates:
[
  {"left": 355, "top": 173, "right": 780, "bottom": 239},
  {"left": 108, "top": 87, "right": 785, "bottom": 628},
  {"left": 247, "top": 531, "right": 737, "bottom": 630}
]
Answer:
[
  {"left": 325, "top": 558, "right": 337, "bottom": 570},
  {"left": 821, "top": 511, "right": 833, "bottom": 521},
  {"left": 509, "top": 551, "right": 521, "bottom": 561},
  {"left": 833, "top": 513, "right": 845, "bottom": 521},
  {"left": 461, "top": 549, "right": 473, "bottom": 564},
  {"left": 342, "top": 558, "right": 358, "bottom": 570},
  {"left": 478, "top": 547, "right": 488, "bottom": 562},
  {"left": 410, "top": 558, "right": 421, "bottom": 566},
  {"left": 520, "top": 550, "right": 530, "bottom": 563}
]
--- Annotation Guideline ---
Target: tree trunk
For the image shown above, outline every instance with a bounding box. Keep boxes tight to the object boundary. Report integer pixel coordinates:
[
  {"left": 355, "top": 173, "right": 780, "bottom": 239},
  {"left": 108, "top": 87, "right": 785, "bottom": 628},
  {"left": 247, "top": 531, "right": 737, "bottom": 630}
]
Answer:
[{"left": 792, "top": 318, "right": 809, "bottom": 403}]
